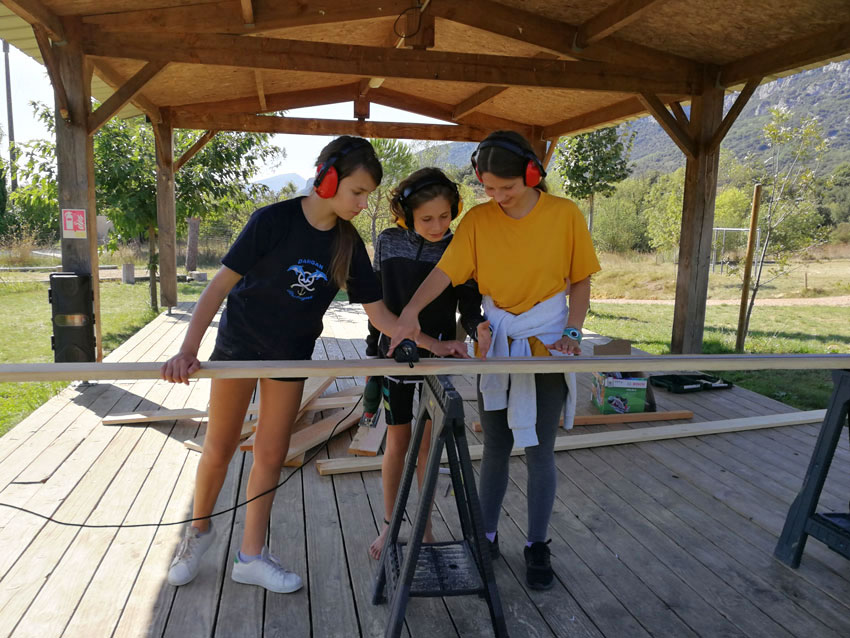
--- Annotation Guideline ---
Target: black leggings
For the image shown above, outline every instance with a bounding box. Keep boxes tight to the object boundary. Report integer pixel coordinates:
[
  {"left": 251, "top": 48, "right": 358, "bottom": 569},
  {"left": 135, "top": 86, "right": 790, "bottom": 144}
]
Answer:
[{"left": 477, "top": 373, "right": 566, "bottom": 543}]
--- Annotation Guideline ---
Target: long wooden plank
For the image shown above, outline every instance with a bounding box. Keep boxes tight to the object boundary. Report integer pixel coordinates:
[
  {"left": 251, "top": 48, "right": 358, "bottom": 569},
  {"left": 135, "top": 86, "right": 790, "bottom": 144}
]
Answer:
[
  {"left": 316, "top": 410, "right": 826, "bottom": 475},
  {"left": 4, "top": 353, "right": 850, "bottom": 382},
  {"left": 472, "top": 409, "right": 695, "bottom": 431},
  {"left": 103, "top": 408, "right": 208, "bottom": 425}
]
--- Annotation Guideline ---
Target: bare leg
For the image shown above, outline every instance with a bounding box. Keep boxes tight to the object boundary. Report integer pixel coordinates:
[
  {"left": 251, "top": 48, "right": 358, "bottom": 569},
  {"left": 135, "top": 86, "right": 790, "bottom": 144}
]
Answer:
[
  {"left": 241, "top": 378, "right": 304, "bottom": 556},
  {"left": 192, "top": 377, "right": 257, "bottom": 533},
  {"left": 370, "top": 419, "right": 434, "bottom": 559}
]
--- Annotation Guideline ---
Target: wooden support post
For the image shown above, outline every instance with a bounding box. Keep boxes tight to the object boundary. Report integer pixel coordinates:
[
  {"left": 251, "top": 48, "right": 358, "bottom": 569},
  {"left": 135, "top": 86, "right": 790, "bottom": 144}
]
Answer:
[
  {"left": 735, "top": 183, "right": 762, "bottom": 353},
  {"left": 154, "top": 112, "right": 178, "bottom": 308},
  {"left": 53, "top": 18, "right": 102, "bottom": 360},
  {"left": 671, "top": 80, "right": 724, "bottom": 354}
]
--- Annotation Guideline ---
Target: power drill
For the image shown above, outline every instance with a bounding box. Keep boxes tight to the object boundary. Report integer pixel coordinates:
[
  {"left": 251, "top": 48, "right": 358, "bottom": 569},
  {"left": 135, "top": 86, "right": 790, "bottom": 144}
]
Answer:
[{"left": 393, "top": 339, "right": 420, "bottom": 368}]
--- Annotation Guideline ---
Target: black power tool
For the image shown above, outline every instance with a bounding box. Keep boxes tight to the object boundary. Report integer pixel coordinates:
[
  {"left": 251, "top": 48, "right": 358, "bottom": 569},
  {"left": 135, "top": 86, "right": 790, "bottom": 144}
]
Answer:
[{"left": 393, "top": 338, "right": 420, "bottom": 368}]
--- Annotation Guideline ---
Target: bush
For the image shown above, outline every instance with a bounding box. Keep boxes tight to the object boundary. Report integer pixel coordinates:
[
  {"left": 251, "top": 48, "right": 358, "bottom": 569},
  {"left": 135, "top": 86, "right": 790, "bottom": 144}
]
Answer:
[{"left": 832, "top": 221, "right": 850, "bottom": 244}]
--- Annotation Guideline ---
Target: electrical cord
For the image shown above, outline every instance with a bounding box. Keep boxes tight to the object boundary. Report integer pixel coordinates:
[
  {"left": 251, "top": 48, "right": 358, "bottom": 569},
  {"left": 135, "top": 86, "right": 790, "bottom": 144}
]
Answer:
[
  {"left": 0, "top": 393, "right": 364, "bottom": 530},
  {"left": 393, "top": 2, "right": 426, "bottom": 40}
]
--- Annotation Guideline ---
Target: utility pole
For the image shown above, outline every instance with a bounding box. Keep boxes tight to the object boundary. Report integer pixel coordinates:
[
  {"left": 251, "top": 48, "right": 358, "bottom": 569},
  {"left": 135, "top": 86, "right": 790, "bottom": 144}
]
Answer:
[{"left": 3, "top": 39, "right": 16, "bottom": 191}]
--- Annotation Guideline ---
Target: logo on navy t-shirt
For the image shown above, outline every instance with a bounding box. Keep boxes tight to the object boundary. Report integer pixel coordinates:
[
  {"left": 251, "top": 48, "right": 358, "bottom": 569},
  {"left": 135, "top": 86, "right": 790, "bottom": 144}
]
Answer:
[{"left": 287, "top": 259, "right": 328, "bottom": 300}]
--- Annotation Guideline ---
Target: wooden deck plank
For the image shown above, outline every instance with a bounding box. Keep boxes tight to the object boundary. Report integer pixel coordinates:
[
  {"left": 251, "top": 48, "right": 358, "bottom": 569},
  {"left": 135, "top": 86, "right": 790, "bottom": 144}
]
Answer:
[
  {"left": 596, "top": 443, "right": 850, "bottom": 637},
  {"left": 564, "top": 448, "right": 795, "bottom": 638},
  {"left": 63, "top": 377, "right": 212, "bottom": 637}
]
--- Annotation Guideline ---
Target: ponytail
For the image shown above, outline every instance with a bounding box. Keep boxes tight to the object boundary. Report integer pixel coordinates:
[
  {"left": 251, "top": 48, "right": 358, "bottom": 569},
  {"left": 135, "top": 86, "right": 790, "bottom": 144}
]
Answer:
[{"left": 329, "top": 218, "right": 359, "bottom": 290}]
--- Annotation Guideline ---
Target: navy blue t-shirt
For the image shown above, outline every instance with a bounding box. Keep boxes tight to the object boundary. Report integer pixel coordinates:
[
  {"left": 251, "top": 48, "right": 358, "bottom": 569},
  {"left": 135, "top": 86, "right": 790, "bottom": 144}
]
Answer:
[{"left": 217, "top": 197, "right": 381, "bottom": 360}]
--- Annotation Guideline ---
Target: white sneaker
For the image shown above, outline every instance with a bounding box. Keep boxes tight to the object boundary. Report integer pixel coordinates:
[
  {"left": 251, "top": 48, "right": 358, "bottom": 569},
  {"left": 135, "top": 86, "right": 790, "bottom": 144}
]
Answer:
[
  {"left": 167, "top": 522, "right": 216, "bottom": 586},
  {"left": 231, "top": 547, "right": 303, "bottom": 594}
]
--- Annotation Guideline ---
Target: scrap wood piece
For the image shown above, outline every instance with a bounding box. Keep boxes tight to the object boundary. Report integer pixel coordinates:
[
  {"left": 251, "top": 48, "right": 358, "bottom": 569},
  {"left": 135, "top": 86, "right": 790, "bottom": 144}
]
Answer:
[
  {"left": 471, "top": 409, "right": 694, "bottom": 431},
  {"left": 184, "top": 420, "right": 254, "bottom": 453},
  {"left": 240, "top": 408, "right": 361, "bottom": 460},
  {"left": 348, "top": 409, "right": 388, "bottom": 456},
  {"left": 103, "top": 408, "right": 207, "bottom": 425},
  {"left": 316, "top": 409, "right": 826, "bottom": 476}
]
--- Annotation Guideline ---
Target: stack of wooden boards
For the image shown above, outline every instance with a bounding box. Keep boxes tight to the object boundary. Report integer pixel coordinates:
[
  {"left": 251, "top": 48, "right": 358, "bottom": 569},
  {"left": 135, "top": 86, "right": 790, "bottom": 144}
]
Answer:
[{"left": 102, "top": 377, "right": 388, "bottom": 467}]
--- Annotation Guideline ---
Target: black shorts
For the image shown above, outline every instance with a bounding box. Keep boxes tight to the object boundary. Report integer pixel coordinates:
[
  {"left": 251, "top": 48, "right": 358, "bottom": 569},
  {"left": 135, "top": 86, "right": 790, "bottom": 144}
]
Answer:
[
  {"left": 381, "top": 376, "right": 422, "bottom": 425},
  {"left": 209, "top": 345, "right": 307, "bottom": 383}
]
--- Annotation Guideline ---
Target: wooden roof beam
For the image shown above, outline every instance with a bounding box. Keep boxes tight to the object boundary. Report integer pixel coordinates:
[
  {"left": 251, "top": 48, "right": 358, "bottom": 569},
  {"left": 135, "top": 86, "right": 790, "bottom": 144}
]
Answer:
[
  {"left": 176, "top": 83, "right": 360, "bottom": 116},
  {"left": 31, "top": 24, "right": 69, "bottom": 120},
  {"left": 175, "top": 130, "right": 216, "bottom": 172},
  {"left": 4, "top": 0, "right": 64, "bottom": 42},
  {"left": 452, "top": 86, "right": 507, "bottom": 120},
  {"left": 543, "top": 96, "right": 649, "bottom": 138},
  {"left": 708, "top": 78, "right": 761, "bottom": 152},
  {"left": 638, "top": 91, "right": 696, "bottom": 159},
  {"left": 91, "top": 59, "right": 162, "bottom": 124},
  {"left": 80, "top": 28, "right": 696, "bottom": 95},
  {"left": 670, "top": 101, "right": 689, "bottom": 129},
  {"left": 721, "top": 21, "right": 850, "bottom": 86},
  {"left": 88, "top": 61, "right": 167, "bottom": 135},
  {"left": 169, "top": 110, "right": 493, "bottom": 142},
  {"left": 83, "top": 0, "right": 413, "bottom": 36},
  {"left": 430, "top": 0, "right": 699, "bottom": 76},
  {"left": 368, "top": 87, "right": 533, "bottom": 138},
  {"left": 542, "top": 139, "right": 557, "bottom": 170},
  {"left": 576, "top": 0, "right": 667, "bottom": 48},
  {"left": 254, "top": 70, "right": 266, "bottom": 111},
  {"left": 240, "top": 0, "right": 254, "bottom": 27}
]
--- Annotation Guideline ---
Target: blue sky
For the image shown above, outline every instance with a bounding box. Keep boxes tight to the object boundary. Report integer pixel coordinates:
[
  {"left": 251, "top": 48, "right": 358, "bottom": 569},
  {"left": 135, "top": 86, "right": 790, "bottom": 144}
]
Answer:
[{"left": 2, "top": 43, "right": 449, "bottom": 181}]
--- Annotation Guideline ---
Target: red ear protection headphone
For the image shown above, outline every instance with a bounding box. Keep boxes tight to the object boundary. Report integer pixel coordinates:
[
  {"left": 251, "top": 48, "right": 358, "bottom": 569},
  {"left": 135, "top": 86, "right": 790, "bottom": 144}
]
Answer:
[
  {"left": 397, "top": 173, "right": 462, "bottom": 230},
  {"left": 470, "top": 137, "right": 546, "bottom": 187},
  {"left": 314, "top": 139, "right": 368, "bottom": 199}
]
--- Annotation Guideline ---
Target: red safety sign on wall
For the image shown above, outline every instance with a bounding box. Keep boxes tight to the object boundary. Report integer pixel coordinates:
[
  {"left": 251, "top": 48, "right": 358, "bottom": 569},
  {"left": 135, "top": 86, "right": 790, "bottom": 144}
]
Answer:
[{"left": 61, "top": 209, "right": 87, "bottom": 239}]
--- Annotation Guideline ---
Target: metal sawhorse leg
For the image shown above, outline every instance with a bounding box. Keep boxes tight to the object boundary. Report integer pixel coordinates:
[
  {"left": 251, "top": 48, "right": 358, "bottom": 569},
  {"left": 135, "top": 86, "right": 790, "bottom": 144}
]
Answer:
[
  {"left": 775, "top": 369, "right": 850, "bottom": 566},
  {"left": 372, "top": 375, "right": 509, "bottom": 638}
]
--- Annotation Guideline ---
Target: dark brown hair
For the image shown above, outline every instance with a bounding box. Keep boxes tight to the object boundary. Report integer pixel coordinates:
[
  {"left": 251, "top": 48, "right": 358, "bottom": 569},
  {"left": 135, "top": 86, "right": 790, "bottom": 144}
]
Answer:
[
  {"left": 472, "top": 130, "right": 548, "bottom": 192},
  {"left": 389, "top": 167, "right": 460, "bottom": 228},
  {"left": 314, "top": 136, "right": 382, "bottom": 289}
]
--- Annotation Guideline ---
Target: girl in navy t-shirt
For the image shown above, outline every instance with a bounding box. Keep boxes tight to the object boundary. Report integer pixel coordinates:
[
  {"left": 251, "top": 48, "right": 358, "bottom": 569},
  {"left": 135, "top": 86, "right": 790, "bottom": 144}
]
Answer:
[{"left": 160, "top": 137, "right": 466, "bottom": 594}]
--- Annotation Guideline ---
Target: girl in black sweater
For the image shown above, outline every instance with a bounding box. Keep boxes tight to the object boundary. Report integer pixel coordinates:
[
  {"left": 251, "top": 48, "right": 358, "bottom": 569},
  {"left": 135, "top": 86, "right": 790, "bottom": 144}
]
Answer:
[{"left": 368, "top": 168, "right": 484, "bottom": 559}]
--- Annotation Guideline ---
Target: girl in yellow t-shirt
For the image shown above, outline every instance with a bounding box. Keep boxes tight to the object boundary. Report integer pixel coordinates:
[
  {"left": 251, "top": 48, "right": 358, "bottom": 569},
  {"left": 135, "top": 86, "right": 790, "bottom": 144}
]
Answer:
[{"left": 389, "top": 130, "right": 600, "bottom": 591}]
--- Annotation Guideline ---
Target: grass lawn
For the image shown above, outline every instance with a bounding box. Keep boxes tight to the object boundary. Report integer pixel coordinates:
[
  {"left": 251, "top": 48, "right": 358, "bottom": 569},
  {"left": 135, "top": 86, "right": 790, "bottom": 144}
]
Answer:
[
  {"left": 0, "top": 279, "right": 208, "bottom": 437},
  {"left": 585, "top": 302, "right": 849, "bottom": 411}
]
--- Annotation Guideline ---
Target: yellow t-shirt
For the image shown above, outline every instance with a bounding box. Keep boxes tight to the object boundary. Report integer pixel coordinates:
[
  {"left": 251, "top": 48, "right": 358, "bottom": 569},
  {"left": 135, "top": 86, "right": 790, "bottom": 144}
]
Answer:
[
  {"left": 438, "top": 192, "right": 600, "bottom": 357},
  {"left": 438, "top": 191, "right": 600, "bottom": 313}
]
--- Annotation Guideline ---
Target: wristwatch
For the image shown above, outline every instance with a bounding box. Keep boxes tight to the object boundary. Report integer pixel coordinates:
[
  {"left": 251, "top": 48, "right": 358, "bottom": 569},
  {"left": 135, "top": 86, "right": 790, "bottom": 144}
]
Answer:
[{"left": 562, "top": 327, "right": 582, "bottom": 343}]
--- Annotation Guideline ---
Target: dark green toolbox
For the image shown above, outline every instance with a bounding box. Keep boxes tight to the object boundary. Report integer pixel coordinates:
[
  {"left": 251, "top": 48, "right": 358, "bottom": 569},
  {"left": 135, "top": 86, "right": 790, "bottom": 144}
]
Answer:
[{"left": 649, "top": 373, "right": 733, "bottom": 393}]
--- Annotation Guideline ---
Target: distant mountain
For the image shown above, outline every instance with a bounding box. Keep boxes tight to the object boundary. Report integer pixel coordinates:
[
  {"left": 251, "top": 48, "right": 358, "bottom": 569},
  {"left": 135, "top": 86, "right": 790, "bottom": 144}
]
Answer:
[
  {"left": 254, "top": 172, "right": 307, "bottom": 192},
  {"left": 414, "top": 60, "right": 850, "bottom": 177}
]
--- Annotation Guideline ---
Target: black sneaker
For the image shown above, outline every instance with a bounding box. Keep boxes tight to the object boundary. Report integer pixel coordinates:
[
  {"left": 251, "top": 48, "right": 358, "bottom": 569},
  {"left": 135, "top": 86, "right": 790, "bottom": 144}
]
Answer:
[
  {"left": 524, "top": 540, "right": 554, "bottom": 590},
  {"left": 487, "top": 533, "right": 500, "bottom": 560}
]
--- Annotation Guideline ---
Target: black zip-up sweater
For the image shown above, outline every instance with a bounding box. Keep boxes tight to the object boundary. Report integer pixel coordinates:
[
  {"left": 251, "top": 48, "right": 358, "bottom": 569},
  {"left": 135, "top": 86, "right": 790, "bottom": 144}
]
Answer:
[{"left": 365, "top": 225, "right": 483, "bottom": 359}]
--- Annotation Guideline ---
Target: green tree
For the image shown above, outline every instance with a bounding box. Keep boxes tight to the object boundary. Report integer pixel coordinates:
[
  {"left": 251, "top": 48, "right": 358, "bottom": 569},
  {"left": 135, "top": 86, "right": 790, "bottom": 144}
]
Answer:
[
  {"left": 739, "top": 107, "right": 830, "bottom": 350},
  {"left": 554, "top": 126, "right": 635, "bottom": 234},
  {"left": 591, "top": 176, "right": 653, "bottom": 253},
  {"left": 354, "top": 138, "right": 415, "bottom": 246},
  {"left": 644, "top": 168, "right": 685, "bottom": 255}
]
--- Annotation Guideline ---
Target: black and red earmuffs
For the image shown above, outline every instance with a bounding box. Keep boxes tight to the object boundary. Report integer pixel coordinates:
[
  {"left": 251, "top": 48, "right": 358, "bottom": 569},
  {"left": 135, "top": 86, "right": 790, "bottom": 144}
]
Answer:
[
  {"left": 397, "top": 173, "right": 462, "bottom": 230},
  {"left": 314, "top": 139, "right": 369, "bottom": 198},
  {"left": 470, "top": 136, "right": 546, "bottom": 187}
]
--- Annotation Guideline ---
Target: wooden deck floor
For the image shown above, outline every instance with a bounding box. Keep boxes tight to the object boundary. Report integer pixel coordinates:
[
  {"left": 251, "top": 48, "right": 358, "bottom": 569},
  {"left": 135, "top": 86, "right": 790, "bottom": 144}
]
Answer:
[{"left": 0, "top": 303, "right": 848, "bottom": 638}]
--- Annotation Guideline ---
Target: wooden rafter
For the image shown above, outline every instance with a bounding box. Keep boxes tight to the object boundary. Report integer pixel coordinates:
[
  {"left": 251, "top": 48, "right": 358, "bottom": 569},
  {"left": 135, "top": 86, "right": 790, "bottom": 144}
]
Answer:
[
  {"left": 83, "top": 0, "right": 413, "bottom": 35},
  {"left": 576, "top": 0, "right": 666, "bottom": 48},
  {"left": 177, "top": 83, "right": 360, "bottom": 116},
  {"left": 543, "top": 97, "right": 641, "bottom": 138},
  {"left": 542, "top": 139, "right": 557, "bottom": 169},
  {"left": 368, "top": 87, "right": 533, "bottom": 138},
  {"left": 91, "top": 60, "right": 162, "bottom": 124},
  {"left": 452, "top": 86, "right": 507, "bottom": 120},
  {"left": 402, "top": 2, "right": 435, "bottom": 50},
  {"left": 430, "top": 0, "right": 699, "bottom": 75},
  {"left": 354, "top": 95, "right": 370, "bottom": 120},
  {"left": 670, "top": 101, "right": 689, "bottom": 128},
  {"left": 239, "top": 0, "right": 254, "bottom": 26},
  {"left": 721, "top": 21, "right": 850, "bottom": 86},
  {"left": 169, "top": 111, "right": 493, "bottom": 142},
  {"left": 709, "top": 78, "right": 762, "bottom": 152},
  {"left": 638, "top": 92, "right": 696, "bottom": 159},
  {"left": 87, "top": 61, "right": 167, "bottom": 135},
  {"left": 175, "top": 130, "right": 216, "bottom": 172},
  {"left": 254, "top": 70, "right": 266, "bottom": 111},
  {"left": 79, "top": 27, "right": 695, "bottom": 95},
  {"left": 3, "top": 0, "right": 64, "bottom": 42},
  {"left": 31, "top": 24, "right": 69, "bottom": 120}
]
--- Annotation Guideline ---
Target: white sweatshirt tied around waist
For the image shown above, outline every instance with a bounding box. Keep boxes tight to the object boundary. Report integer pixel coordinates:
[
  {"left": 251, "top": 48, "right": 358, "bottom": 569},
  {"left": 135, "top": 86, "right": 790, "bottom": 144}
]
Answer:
[{"left": 479, "top": 292, "right": 577, "bottom": 448}]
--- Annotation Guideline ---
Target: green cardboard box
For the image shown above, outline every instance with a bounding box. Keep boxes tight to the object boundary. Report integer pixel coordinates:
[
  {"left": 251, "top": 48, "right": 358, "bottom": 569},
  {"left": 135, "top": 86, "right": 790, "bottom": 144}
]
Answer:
[{"left": 591, "top": 372, "right": 648, "bottom": 414}]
